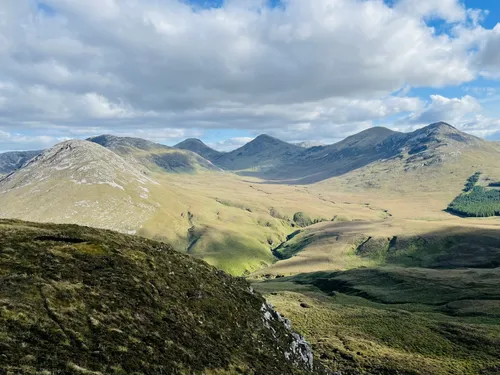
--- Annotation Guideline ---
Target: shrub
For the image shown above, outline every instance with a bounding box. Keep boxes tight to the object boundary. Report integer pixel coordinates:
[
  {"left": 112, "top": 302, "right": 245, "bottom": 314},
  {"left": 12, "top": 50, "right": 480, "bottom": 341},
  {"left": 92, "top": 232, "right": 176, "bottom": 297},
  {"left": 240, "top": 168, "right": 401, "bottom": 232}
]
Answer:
[{"left": 293, "top": 212, "right": 313, "bottom": 227}]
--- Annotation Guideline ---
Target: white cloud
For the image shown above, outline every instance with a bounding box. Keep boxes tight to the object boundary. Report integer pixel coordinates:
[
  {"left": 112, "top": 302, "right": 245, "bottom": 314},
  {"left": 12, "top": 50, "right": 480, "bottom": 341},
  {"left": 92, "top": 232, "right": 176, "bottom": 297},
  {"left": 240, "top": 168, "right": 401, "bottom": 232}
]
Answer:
[
  {"left": 461, "top": 115, "right": 500, "bottom": 138},
  {"left": 0, "top": 0, "right": 499, "bottom": 151},
  {"left": 395, "top": 0, "right": 466, "bottom": 22},
  {"left": 400, "top": 95, "right": 482, "bottom": 126},
  {"left": 476, "top": 24, "right": 500, "bottom": 78},
  {"left": 0, "top": 130, "right": 68, "bottom": 151}
]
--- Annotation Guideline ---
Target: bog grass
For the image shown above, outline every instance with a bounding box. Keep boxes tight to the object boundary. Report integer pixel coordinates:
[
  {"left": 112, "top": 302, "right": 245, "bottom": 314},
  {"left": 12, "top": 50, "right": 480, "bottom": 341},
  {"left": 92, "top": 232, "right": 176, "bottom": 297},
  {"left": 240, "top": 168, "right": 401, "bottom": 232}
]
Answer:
[{"left": 254, "top": 267, "right": 500, "bottom": 375}]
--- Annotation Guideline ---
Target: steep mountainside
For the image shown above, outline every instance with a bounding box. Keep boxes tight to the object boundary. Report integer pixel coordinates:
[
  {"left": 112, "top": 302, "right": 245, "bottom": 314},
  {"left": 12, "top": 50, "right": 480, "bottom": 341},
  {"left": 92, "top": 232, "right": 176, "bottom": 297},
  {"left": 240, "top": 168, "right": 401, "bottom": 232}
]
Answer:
[
  {"left": 0, "top": 139, "right": 370, "bottom": 277},
  {"left": 174, "top": 138, "right": 224, "bottom": 161},
  {"left": 261, "top": 126, "right": 401, "bottom": 182},
  {"left": 0, "top": 219, "right": 328, "bottom": 374},
  {"left": 391, "top": 122, "right": 483, "bottom": 169},
  {"left": 261, "top": 122, "right": 497, "bottom": 184},
  {"left": 0, "top": 150, "right": 42, "bottom": 175},
  {"left": 215, "top": 134, "right": 302, "bottom": 171},
  {"left": 89, "top": 135, "right": 219, "bottom": 173},
  {"left": 0, "top": 140, "right": 161, "bottom": 233}
]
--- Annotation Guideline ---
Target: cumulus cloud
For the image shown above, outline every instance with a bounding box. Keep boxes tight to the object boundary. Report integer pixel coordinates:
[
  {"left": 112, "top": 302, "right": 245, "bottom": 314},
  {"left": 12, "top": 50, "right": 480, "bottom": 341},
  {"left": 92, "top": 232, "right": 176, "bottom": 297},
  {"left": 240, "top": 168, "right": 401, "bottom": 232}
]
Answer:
[
  {"left": 395, "top": 0, "right": 466, "bottom": 22},
  {"left": 0, "top": 0, "right": 499, "bottom": 150},
  {"left": 476, "top": 24, "right": 500, "bottom": 78},
  {"left": 461, "top": 115, "right": 500, "bottom": 138},
  {"left": 0, "top": 130, "right": 69, "bottom": 151},
  {"left": 399, "top": 95, "right": 481, "bottom": 126}
]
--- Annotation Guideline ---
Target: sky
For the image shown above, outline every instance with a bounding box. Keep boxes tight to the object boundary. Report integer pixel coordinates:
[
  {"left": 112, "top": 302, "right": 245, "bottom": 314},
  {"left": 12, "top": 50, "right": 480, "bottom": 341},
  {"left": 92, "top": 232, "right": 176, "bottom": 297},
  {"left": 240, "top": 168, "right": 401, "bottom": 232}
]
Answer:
[{"left": 1, "top": 0, "right": 500, "bottom": 152}]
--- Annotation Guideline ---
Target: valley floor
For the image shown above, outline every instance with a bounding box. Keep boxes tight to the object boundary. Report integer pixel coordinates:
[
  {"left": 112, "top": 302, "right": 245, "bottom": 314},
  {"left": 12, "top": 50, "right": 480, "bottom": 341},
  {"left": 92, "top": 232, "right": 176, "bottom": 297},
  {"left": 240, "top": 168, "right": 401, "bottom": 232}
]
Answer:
[
  {"left": 253, "top": 269, "right": 500, "bottom": 375},
  {"left": 241, "top": 175, "right": 500, "bottom": 375}
]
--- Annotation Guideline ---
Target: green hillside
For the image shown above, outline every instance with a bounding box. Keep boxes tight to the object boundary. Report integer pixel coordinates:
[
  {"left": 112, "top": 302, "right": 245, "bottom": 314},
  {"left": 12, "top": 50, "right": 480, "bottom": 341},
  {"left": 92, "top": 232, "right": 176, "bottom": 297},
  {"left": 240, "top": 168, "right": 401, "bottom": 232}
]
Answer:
[
  {"left": 256, "top": 267, "right": 500, "bottom": 375},
  {"left": 0, "top": 219, "right": 328, "bottom": 375}
]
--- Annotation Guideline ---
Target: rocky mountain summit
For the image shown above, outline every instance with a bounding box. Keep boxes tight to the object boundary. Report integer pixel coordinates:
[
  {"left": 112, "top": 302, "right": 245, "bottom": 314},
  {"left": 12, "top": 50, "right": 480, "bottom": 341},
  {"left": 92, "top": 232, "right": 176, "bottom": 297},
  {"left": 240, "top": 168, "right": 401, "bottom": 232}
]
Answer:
[
  {"left": 0, "top": 140, "right": 159, "bottom": 233},
  {"left": 392, "top": 122, "right": 484, "bottom": 170},
  {"left": 174, "top": 138, "right": 224, "bottom": 161},
  {"left": 0, "top": 219, "right": 329, "bottom": 374},
  {"left": 215, "top": 134, "right": 302, "bottom": 171}
]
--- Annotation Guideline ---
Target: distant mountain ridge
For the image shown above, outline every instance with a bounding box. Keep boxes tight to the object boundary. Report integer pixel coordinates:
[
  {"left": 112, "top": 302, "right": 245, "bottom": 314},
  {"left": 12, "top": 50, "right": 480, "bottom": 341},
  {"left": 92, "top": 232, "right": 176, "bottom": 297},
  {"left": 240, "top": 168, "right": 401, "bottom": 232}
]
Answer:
[
  {"left": 213, "top": 134, "right": 302, "bottom": 171},
  {"left": 1, "top": 122, "right": 494, "bottom": 184},
  {"left": 0, "top": 150, "right": 42, "bottom": 175},
  {"left": 174, "top": 134, "right": 303, "bottom": 171},
  {"left": 88, "top": 134, "right": 219, "bottom": 173},
  {"left": 180, "top": 122, "right": 491, "bottom": 183},
  {"left": 79, "top": 122, "right": 497, "bottom": 184},
  {"left": 174, "top": 138, "right": 224, "bottom": 161}
]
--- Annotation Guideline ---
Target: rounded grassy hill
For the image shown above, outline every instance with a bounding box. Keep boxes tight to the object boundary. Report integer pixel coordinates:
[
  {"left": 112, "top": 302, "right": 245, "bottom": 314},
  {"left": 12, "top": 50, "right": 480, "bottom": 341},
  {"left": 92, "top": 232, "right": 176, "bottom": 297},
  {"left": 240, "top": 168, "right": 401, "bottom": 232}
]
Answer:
[{"left": 0, "top": 219, "right": 327, "bottom": 375}]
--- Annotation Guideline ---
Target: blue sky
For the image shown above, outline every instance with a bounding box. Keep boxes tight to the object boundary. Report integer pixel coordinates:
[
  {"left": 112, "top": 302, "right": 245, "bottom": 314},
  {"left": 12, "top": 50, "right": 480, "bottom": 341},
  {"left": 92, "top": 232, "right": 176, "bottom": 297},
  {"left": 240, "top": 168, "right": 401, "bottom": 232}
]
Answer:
[{"left": 1, "top": 0, "right": 500, "bottom": 151}]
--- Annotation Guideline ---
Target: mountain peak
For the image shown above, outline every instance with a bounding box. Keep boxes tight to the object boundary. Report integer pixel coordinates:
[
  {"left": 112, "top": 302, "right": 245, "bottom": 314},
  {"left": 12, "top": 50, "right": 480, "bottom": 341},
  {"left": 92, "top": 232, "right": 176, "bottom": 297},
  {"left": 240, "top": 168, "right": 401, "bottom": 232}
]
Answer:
[
  {"left": 180, "top": 138, "right": 204, "bottom": 144},
  {"left": 174, "top": 138, "right": 211, "bottom": 149},
  {"left": 425, "top": 121, "right": 456, "bottom": 130},
  {"left": 252, "top": 134, "right": 282, "bottom": 143},
  {"left": 88, "top": 134, "right": 167, "bottom": 151},
  {"left": 215, "top": 134, "right": 301, "bottom": 170},
  {"left": 254, "top": 133, "right": 274, "bottom": 140},
  {"left": 409, "top": 122, "right": 480, "bottom": 146},
  {"left": 1, "top": 139, "right": 152, "bottom": 191},
  {"left": 0, "top": 139, "right": 158, "bottom": 233},
  {"left": 32, "top": 139, "right": 102, "bottom": 163},
  {"left": 174, "top": 138, "right": 222, "bottom": 161}
]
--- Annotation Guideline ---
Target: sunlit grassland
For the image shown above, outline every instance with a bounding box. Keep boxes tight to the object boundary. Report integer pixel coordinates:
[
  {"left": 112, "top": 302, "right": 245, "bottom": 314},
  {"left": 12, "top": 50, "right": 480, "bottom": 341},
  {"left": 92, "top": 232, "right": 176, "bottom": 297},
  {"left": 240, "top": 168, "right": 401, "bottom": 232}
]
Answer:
[{"left": 254, "top": 267, "right": 500, "bottom": 375}]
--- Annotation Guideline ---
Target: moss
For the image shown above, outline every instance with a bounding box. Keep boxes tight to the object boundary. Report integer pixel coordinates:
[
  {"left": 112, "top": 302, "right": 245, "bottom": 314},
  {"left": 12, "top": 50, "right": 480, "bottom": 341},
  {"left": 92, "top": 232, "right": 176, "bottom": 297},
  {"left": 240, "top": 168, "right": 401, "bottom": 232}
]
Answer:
[
  {"left": 260, "top": 266, "right": 500, "bottom": 375},
  {"left": 0, "top": 219, "right": 326, "bottom": 375}
]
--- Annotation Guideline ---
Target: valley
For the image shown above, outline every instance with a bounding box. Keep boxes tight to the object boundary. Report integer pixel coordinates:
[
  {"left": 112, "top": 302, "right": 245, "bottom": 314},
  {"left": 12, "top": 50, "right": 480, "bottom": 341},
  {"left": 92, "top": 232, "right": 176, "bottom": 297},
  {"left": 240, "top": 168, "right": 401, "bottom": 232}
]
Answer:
[{"left": 1, "top": 122, "right": 500, "bottom": 374}]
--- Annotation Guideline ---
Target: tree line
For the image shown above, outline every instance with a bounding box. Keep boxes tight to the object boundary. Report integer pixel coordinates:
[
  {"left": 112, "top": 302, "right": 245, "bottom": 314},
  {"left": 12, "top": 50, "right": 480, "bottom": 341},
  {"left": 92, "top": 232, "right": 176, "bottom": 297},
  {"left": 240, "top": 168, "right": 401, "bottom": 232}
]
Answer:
[
  {"left": 447, "top": 186, "right": 500, "bottom": 217},
  {"left": 463, "top": 172, "right": 481, "bottom": 192}
]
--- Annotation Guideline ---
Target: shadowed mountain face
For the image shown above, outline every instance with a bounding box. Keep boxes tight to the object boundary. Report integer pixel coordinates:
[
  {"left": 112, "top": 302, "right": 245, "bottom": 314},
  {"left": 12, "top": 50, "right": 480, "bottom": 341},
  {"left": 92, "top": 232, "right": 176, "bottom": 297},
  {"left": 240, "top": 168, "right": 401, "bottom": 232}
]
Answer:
[
  {"left": 89, "top": 134, "right": 219, "bottom": 173},
  {"left": 0, "top": 150, "right": 42, "bottom": 175},
  {"left": 215, "top": 134, "right": 303, "bottom": 171},
  {"left": 169, "top": 122, "right": 491, "bottom": 184},
  {"left": 0, "top": 219, "right": 327, "bottom": 374},
  {"left": 174, "top": 138, "right": 224, "bottom": 161},
  {"left": 237, "top": 122, "right": 492, "bottom": 183}
]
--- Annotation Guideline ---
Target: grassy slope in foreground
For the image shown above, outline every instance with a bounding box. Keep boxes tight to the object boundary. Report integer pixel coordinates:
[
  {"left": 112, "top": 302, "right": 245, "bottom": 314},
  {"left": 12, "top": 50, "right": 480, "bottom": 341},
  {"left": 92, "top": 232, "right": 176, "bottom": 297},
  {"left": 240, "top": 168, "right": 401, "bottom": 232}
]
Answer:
[
  {"left": 0, "top": 219, "right": 329, "bottom": 375},
  {"left": 254, "top": 267, "right": 500, "bottom": 375}
]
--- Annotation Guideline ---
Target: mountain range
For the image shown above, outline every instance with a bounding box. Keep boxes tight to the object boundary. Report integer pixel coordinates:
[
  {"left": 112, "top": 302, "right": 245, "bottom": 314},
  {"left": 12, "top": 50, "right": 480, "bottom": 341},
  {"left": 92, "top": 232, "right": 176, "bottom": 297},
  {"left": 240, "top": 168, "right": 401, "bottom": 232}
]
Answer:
[
  {"left": 89, "top": 134, "right": 220, "bottom": 173},
  {"left": 1, "top": 122, "right": 499, "bottom": 275},
  {"left": 2, "top": 122, "right": 500, "bottom": 374},
  {"left": 172, "top": 122, "right": 496, "bottom": 183},
  {"left": 1, "top": 122, "right": 494, "bottom": 181}
]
